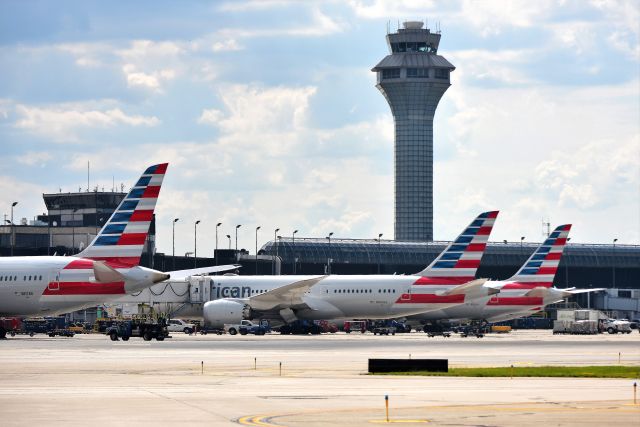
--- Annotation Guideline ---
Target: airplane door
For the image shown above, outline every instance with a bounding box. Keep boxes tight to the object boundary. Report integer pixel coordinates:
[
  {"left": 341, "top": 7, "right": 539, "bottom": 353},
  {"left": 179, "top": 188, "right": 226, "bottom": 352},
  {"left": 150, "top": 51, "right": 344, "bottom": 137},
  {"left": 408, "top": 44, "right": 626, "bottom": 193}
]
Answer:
[
  {"left": 401, "top": 286, "right": 411, "bottom": 301},
  {"left": 48, "top": 272, "right": 60, "bottom": 292}
]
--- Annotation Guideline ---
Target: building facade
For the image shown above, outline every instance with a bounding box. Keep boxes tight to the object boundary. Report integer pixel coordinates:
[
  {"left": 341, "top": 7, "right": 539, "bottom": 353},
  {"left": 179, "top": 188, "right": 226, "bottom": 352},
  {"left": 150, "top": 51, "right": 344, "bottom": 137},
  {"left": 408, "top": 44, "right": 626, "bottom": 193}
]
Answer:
[{"left": 372, "top": 21, "right": 455, "bottom": 241}]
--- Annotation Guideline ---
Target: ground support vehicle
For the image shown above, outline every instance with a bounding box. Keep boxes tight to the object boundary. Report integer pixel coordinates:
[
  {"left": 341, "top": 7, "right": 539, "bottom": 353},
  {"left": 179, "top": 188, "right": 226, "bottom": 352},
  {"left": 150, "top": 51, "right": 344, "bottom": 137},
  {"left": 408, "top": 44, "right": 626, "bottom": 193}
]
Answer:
[
  {"left": 167, "top": 319, "right": 196, "bottom": 334},
  {"left": 455, "top": 323, "right": 487, "bottom": 338},
  {"left": 604, "top": 319, "right": 632, "bottom": 334},
  {"left": 277, "top": 320, "right": 321, "bottom": 335},
  {"left": 19, "top": 317, "right": 75, "bottom": 338},
  {"left": 343, "top": 321, "right": 367, "bottom": 334},
  {"left": 371, "top": 320, "right": 398, "bottom": 335},
  {"left": 422, "top": 323, "right": 452, "bottom": 337},
  {"left": 1, "top": 318, "right": 22, "bottom": 338},
  {"left": 553, "top": 320, "right": 598, "bottom": 335},
  {"left": 106, "top": 319, "right": 169, "bottom": 341},
  {"left": 225, "top": 320, "right": 269, "bottom": 335}
]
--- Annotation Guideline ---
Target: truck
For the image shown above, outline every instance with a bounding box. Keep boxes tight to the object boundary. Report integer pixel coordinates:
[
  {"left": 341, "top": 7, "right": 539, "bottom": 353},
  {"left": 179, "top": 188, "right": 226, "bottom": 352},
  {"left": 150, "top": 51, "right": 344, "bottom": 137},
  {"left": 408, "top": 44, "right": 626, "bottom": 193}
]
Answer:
[
  {"left": 225, "top": 320, "right": 268, "bottom": 336},
  {"left": 106, "top": 319, "right": 169, "bottom": 341},
  {"left": 167, "top": 319, "right": 196, "bottom": 334},
  {"left": 603, "top": 319, "right": 633, "bottom": 334}
]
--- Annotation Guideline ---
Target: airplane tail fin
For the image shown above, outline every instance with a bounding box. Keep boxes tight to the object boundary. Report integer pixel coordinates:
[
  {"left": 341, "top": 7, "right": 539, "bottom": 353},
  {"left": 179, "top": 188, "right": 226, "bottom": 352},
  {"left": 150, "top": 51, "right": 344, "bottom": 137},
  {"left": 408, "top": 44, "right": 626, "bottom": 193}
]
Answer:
[
  {"left": 416, "top": 211, "right": 499, "bottom": 283},
  {"left": 77, "top": 163, "right": 168, "bottom": 268},
  {"left": 506, "top": 224, "right": 571, "bottom": 287}
]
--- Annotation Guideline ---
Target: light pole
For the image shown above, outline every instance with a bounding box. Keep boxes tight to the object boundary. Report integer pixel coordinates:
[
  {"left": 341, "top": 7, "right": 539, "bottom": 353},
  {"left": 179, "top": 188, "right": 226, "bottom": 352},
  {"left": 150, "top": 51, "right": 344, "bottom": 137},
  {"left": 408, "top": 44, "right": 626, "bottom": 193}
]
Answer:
[
  {"left": 273, "top": 228, "right": 280, "bottom": 275},
  {"left": 255, "top": 226, "right": 261, "bottom": 274},
  {"left": 326, "top": 232, "right": 334, "bottom": 274},
  {"left": 226, "top": 234, "right": 231, "bottom": 249},
  {"left": 377, "top": 233, "right": 383, "bottom": 274},
  {"left": 292, "top": 229, "right": 298, "bottom": 274},
  {"left": 10, "top": 201, "right": 17, "bottom": 256},
  {"left": 235, "top": 224, "right": 241, "bottom": 252},
  {"left": 520, "top": 236, "right": 525, "bottom": 258},
  {"left": 172, "top": 218, "right": 179, "bottom": 270},
  {"left": 194, "top": 220, "right": 201, "bottom": 268},
  {"left": 565, "top": 237, "right": 571, "bottom": 286},
  {"left": 613, "top": 238, "right": 618, "bottom": 287},
  {"left": 215, "top": 222, "right": 222, "bottom": 265}
]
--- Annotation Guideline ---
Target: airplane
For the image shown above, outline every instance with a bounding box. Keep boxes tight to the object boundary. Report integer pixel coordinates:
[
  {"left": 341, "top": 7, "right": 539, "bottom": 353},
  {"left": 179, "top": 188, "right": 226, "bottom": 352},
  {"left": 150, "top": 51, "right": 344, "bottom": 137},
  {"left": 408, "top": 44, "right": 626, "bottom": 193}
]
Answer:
[
  {"left": 201, "top": 211, "right": 501, "bottom": 329},
  {"left": 0, "top": 163, "right": 237, "bottom": 338},
  {"left": 405, "top": 224, "right": 605, "bottom": 328}
]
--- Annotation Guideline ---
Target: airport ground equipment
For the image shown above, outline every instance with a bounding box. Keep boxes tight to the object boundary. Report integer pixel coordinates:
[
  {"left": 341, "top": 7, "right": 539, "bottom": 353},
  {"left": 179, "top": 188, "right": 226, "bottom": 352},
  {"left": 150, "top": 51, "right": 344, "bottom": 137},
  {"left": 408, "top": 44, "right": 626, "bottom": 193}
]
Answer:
[
  {"left": 422, "top": 322, "right": 453, "bottom": 337},
  {"left": 19, "top": 317, "right": 75, "bottom": 337},
  {"left": 225, "top": 320, "right": 268, "bottom": 336},
  {"left": 167, "top": 318, "right": 196, "bottom": 334},
  {"left": 604, "top": 319, "right": 632, "bottom": 334},
  {"left": 277, "top": 320, "right": 322, "bottom": 335},
  {"left": 106, "top": 319, "right": 169, "bottom": 341},
  {"left": 553, "top": 320, "right": 599, "bottom": 335},
  {"left": 343, "top": 320, "right": 367, "bottom": 334}
]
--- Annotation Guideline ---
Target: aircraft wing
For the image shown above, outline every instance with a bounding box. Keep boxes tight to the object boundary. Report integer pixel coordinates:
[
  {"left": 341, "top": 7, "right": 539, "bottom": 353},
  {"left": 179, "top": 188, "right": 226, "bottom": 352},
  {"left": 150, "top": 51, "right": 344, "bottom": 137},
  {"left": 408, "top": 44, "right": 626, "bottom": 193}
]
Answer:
[
  {"left": 167, "top": 264, "right": 241, "bottom": 281},
  {"left": 247, "top": 276, "right": 327, "bottom": 311}
]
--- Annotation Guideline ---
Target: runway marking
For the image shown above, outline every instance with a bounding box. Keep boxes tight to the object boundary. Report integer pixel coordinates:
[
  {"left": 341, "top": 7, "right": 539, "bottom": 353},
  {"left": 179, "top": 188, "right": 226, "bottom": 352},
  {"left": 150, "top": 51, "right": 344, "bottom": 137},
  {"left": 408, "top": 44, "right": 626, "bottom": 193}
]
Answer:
[{"left": 237, "top": 414, "right": 286, "bottom": 427}]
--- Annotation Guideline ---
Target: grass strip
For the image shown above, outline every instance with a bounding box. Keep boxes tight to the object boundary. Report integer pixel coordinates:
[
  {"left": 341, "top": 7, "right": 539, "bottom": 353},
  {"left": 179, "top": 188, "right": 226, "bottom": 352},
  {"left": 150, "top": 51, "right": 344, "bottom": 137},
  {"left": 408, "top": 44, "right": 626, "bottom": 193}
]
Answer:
[{"left": 374, "top": 366, "right": 640, "bottom": 378}]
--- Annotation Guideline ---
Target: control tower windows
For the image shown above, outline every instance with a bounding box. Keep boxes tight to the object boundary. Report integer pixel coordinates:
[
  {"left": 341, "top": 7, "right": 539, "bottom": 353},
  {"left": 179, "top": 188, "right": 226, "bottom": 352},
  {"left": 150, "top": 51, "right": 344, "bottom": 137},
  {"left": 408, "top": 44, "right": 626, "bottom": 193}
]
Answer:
[
  {"left": 391, "top": 42, "right": 431, "bottom": 53},
  {"left": 407, "top": 68, "right": 429, "bottom": 78},
  {"left": 382, "top": 69, "right": 400, "bottom": 79},
  {"left": 434, "top": 69, "right": 449, "bottom": 79}
]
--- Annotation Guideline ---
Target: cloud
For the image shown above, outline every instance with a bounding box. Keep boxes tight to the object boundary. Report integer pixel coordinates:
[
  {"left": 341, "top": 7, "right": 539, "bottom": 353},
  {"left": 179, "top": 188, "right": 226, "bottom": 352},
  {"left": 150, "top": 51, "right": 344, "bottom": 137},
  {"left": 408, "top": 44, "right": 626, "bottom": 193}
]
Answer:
[
  {"left": 217, "top": 8, "right": 346, "bottom": 38},
  {"left": 14, "top": 103, "right": 160, "bottom": 142},
  {"left": 122, "top": 64, "right": 176, "bottom": 91},
  {"left": 211, "top": 39, "right": 243, "bottom": 52},
  {"left": 16, "top": 151, "right": 53, "bottom": 167},
  {"left": 197, "top": 108, "right": 224, "bottom": 125}
]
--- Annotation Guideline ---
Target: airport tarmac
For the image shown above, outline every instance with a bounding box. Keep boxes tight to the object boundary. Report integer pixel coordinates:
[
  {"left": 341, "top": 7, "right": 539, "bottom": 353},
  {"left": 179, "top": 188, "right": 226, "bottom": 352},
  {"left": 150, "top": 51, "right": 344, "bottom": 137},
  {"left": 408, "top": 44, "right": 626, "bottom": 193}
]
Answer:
[{"left": 0, "top": 330, "right": 638, "bottom": 426}]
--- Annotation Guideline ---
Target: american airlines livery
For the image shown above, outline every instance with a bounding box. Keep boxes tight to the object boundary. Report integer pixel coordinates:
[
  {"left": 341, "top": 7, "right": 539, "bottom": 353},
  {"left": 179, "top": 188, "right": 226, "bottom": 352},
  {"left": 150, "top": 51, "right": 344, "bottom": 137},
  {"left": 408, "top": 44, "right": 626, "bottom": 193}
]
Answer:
[
  {"left": 0, "top": 163, "right": 236, "bottom": 338},
  {"left": 202, "top": 211, "right": 500, "bottom": 329},
  {"left": 408, "top": 224, "right": 603, "bottom": 325}
]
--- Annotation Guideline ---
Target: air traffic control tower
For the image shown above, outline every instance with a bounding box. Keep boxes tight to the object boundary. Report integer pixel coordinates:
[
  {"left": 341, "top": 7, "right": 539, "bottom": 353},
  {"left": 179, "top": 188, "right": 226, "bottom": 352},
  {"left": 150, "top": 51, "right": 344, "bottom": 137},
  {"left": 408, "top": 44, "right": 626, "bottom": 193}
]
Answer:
[{"left": 372, "top": 21, "right": 455, "bottom": 241}]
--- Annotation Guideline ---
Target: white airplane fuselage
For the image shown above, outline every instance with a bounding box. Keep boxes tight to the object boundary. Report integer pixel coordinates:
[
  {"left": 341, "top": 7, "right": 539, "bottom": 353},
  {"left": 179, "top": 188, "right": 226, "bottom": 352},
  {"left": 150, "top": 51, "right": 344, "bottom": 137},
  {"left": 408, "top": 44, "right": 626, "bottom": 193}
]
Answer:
[
  {"left": 0, "top": 256, "right": 164, "bottom": 317},
  {"left": 211, "top": 274, "right": 473, "bottom": 320}
]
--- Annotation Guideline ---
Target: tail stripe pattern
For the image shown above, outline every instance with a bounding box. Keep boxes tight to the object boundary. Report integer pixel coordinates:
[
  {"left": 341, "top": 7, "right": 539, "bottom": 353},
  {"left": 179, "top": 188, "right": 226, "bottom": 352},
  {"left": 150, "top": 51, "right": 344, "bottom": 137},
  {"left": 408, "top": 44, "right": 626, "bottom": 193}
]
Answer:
[
  {"left": 505, "top": 224, "right": 571, "bottom": 287},
  {"left": 76, "top": 163, "right": 168, "bottom": 268},
  {"left": 415, "top": 211, "right": 498, "bottom": 284}
]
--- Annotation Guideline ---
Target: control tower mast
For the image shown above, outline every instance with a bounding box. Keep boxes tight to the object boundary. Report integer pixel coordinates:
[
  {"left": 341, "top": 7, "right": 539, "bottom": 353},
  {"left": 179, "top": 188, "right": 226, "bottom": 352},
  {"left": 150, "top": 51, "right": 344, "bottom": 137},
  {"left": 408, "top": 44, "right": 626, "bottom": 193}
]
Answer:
[{"left": 372, "top": 21, "right": 455, "bottom": 241}]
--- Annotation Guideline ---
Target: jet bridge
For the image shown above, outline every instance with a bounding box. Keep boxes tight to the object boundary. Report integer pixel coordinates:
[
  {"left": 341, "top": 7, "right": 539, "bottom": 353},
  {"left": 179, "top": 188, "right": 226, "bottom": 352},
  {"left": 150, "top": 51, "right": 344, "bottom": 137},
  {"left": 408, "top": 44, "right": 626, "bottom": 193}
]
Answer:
[{"left": 109, "top": 276, "right": 215, "bottom": 318}]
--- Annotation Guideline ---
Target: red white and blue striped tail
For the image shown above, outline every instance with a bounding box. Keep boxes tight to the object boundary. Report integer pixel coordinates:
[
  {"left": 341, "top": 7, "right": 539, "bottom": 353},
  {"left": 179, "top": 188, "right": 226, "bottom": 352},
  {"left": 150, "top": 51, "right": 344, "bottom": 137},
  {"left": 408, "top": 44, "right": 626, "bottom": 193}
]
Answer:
[
  {"left": 76, "top": 163, "right": 168, "bottom": 268},
  {"left": 506, "top": 224, "right": 571, "bottom": 288},
  {"left": 416, "top": 211, "right": 499, "bottom": 284}
]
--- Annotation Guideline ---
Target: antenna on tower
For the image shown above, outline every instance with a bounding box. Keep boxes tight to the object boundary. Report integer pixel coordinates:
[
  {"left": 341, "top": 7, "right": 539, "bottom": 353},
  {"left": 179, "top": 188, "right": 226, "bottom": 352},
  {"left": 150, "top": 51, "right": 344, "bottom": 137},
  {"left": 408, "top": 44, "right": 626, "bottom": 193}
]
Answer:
[{"left": 542, "top": 218, "right": 551, "bottom": 237}]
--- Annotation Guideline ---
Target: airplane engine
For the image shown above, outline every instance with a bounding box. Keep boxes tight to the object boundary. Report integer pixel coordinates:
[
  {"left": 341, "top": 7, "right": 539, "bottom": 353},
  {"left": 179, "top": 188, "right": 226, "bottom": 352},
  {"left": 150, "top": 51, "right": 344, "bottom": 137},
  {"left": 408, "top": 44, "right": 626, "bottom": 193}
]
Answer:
[{"left": 203, "top": 300, "right": 251, "bottom": 329}]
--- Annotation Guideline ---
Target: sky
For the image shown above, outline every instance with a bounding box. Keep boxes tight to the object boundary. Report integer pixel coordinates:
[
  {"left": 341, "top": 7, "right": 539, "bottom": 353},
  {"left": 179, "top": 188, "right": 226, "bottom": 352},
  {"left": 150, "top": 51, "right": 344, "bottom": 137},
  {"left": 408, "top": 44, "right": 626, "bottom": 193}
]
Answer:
[{"left": 0, "top": 0, "right": 638, "bottom": 257}]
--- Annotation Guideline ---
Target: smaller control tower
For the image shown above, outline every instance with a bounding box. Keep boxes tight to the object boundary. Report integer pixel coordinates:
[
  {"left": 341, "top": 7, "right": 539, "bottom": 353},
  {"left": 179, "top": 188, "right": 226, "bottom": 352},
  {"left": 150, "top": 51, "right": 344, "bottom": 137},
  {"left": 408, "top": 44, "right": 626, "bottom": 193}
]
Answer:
[{"left": 372, "top": 21, "right": 455, "bottom": 241}]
